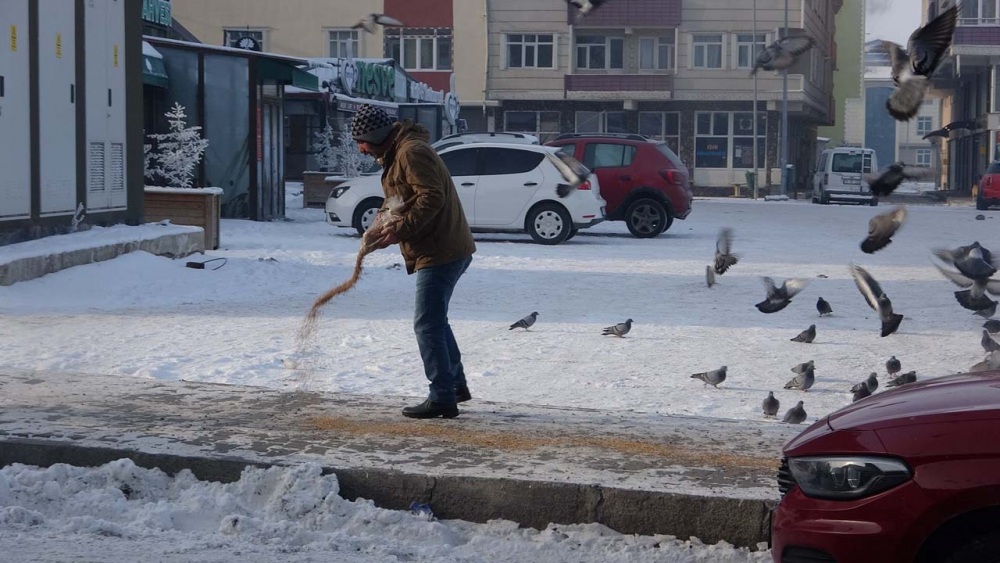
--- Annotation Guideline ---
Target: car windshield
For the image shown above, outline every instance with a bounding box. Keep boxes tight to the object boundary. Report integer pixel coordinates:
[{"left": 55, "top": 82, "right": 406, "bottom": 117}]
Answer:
[
  {"left": 655, "top": 143, "right": 685, "bottom": 169},
  {"left": 831, "top": 153, "right": 864, "bottom": 173},
  {"left": 986, "top": 162, "right": 1000, "bottom": 174}
]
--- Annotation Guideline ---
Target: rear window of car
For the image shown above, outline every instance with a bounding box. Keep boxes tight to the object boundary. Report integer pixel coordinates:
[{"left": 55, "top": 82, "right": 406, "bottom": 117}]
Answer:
[
  {"left": 480, "top": 148, "right": 545, "bottom": 175},
  {"left": 655, "top": 143, "right": 685, "bottom": 169},
  {"left": 987, "top": 162, "right": 1000, "bottom": 174},
  {"left": 831, "top": 153, "right": 864, "bottom": 173}
]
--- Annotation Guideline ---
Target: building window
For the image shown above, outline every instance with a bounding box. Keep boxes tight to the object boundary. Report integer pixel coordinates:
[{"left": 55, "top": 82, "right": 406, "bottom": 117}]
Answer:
[
  {"left": 961, "top": 0, "right": 999, "bottom": 25},
  {"left": 638, "top": 112, "right": 681, "bottom": 154},
  {"left": 504, "top": 111, "right": 561, "bottom": 143},
  {"left": 575, "top": 36, "right": 624, "bottom": 70},
  {"left": 224, "top": 29, "right": 265, "bottom": 51},
  {"left": 386, "top": 30, "right": 452, "bottom": 71},
  {"left": 736, "top": 34, "right": 767, "bottom": 69},
  {"left": 692, "top": 34, "right": 723, "bottom": 69},
  {"left": 507, "top": 34, "right": 555, "bottom": 69},
  {"left": 695, "top": 112, "right": 729, "bottom": 168},
  {"left": 731, "top": 112, "right": 767, "bottom": 169},
  {"left": 916, "top": 148, "right": 932, "bottom": 167},
  {"left": 916, "top": 116, "right": 933, "bottom": 136},
  {"left": 575, "top": 111, "right": 627, "bottom": 133},
  {"left": 640, "top": 36, "right": 675, "bottom": 71},
  {"left": 328, "top": 30, "right": 359, "bottom": 59}
]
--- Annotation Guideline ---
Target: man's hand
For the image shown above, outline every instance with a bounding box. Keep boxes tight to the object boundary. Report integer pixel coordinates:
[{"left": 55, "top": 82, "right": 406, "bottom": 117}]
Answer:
[{"left": 368, "top": 225, "right": 400, "bottom": 250}]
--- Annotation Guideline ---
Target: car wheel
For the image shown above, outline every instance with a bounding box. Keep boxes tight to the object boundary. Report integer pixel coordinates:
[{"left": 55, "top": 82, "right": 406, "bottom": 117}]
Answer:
[
  {"left": 977, "top": 196, "right": 989, "bottom": 211},
  {"left": 870, "top": 197, "right": 879, "bottom": 207},
  {"left": 353, "top": 197, "right": 384, "bottom": 236},
  {"left": 943, "top": 530, "right": 1000, "bottom": 563},
  {"left": 820, "top": 190, "right": 831, "bottom": 205},
  {"left": 625, "top": 198, "right": 667, "bottom": 238},
  {"left": 526, "top": 203, "right": 572, "bottom": 245},
  {"left": 566, "top": 228, "right": 579, "bottom": 241}
]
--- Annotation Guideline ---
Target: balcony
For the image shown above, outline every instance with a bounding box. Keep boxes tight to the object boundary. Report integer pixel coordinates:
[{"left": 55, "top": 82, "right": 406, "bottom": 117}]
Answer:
[
  {"left": 565, "top": 74, "right": 673, "bottom": 100},
  {"left": 955, "top": 15, "right": 1000, "bottom": 46},
  {"left": 567, "top": 0, "right": 681, "bottom": 27}
]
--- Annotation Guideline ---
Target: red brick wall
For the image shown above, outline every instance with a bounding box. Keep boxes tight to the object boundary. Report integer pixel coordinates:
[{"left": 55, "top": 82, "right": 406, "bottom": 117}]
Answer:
[
  {"left": 408, "top": 72, "right": 452, "bottom": 91},
  {"left": 385, "top": 0, "right": 453, "bottom": 28},
  {"left": 568, "top": 0, "right": 682, "bottom": 27}
]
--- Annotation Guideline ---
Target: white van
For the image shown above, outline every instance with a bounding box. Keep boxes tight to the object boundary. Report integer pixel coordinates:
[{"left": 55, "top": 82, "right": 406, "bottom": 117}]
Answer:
[{"left": 812, "top": 147, "right": 879, "bottom": 206}]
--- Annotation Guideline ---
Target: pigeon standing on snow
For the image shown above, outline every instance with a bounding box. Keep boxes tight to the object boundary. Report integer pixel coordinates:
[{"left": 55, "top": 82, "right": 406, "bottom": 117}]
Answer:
[
  {"left": 751, "top": 36, "right": 816, "bottom": 75},
  {"left": 851, "top": 383, "right": 872, "bottom": 402},
  {"left": 865, "top": 372, "right": 879, "bottom": 393},
  {"left": 714, "top": 228, "right": 739, "bottom": 275},
  {"left": 763, "top": 392, "right": 780, "bottom": 417},
  {"left": 706, "top": 265, "right": 716, "bottom": 288},
  {"left": 865, "top": 164, "right": 936, "bottom": 197},
  {"left": 886, "top": 370, "right": 917, "bottom": 388},
  {"left": 509, "top": 312, "right": 538, "bottom": 331},
  {"left": 784, "top": 365, "right": 816, "bottom": 392},
  {"left": 883, "top": 6, "right": 958, "bottom": 120},
  {"left": 602, "top": 319, "right": 632, "bottom": 337},
  {"left": 782, "top": 401, "right": 807, "bottom": 424},
  {"left": 351, "top": 13, "right": 405, "bottom": 34},
  {"left": 691, "top": 366, "right": 727, "bottom": 388},
  {"left": 861, "top": 206, "right": 908, "bottom": 253},
  {"left": 985, "top": 320, "right": 1000, "bottom": 334},
  {"left": 850, "top": 264, "right": 904, "bottom": 337},
  {"left": 886, "top": 356, "right": 901, "bottom": 376},
  {"left": 756, "top": 277, "right": 809, "bottom": 314},
  {"left": 791, "top": 325, "right": 816, "bottom": 343},
  {"left": 983, "top": 330, "right": 1000, "bottom": 354},
  {"left": 817, "top": 297, "right": 833, "bottom": 317},
  {"left": 545, "top": 152, "right": 591, "bottom": 198}
]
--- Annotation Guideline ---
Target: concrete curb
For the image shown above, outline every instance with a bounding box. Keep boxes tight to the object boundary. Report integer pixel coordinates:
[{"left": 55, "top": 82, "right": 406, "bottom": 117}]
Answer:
[{"left": 0, "top": 437, "right": 773, "bottom": 548}]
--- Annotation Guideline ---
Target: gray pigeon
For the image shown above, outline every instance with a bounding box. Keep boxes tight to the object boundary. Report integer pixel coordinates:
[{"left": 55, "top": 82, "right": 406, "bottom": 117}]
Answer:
[
  {"left": 691, "top": 365, "right": 727, "bottom": 388},
  {"left": 985, "top": 320, "right": 1000, "bottom": 334},
  {"left": 351, "top": 13, "right": 405, "bottom": 34},
  {"left": 791, "top": 325, "right": 816, "bottom": 343},
  {"left": 865, "top": 371, "right": 879, "bottom": 393},
  {"left": 509, "top": 312, "right": 538, "bottom": 331},
  {"left": 751, "top": 36, "right": 815, "bottom": 75},
  {"left": 817, "top": 297, "right": 833, "bottom": 317},
  {"left": 852, "top": 384, "right": 872, "bottom": 402},
  {"left": 850, "top": 264, "right": 904, "bottom": 337},
  {"left": 933, "top": 258, "right": 1000, "bottom": 312},
  {"left": 714, "top": 228, "right": 739, "bottom": 275},
  {"left": 756, "top": 277, "right": 809, "bottom": 314},
  {"left": 706, "top": 265, "right": 716, "bottom": 288},
  {"left": 983, "top": 330, "right": 1000, "bottom": 354},
  {"left": 975, "top": 302, "right": 998, "bottom": 319},
  {"left": 791, "top": 360, "right": 815, "bottom": 374},
  {"left": 763, "top": 391, "right": 780, "bottom": 417},
  {"left": 602, "top": 319, "right": 632, "bottom": 337},
  {"left": 883, "top": 6, "right": 958, "bottom": 120},
  {"left": 784, "top": 366, "right": 815, "bottom": 392},
  {"left": 566, "top": 0, "right": 607, "bottom": 20},
  {"left": 851, "top": 372, "right": 878, "bottom": 396},
  {"left": 886, "top": 370, "right": 917, "bottom": 388},
  {"left": 861, "top": 206, "right": 908, "bottom": 253},
  {"left": 886, "top": 356, "right": 901, "bottom": 376},
  {"left": 865, "top": 164, "right": 935, "bottom": 197},
  {"left": 782, "top": 401, "right": 807, "bottom": 424},
  {"left": 934, "top": 243, "right": 998, "bottom": 281},
  {"left": 971, "top": 351, "right": 1000, "bottom": 373},
  {"left": 545, "top": 152, "right": 591, "bottom": 198}
]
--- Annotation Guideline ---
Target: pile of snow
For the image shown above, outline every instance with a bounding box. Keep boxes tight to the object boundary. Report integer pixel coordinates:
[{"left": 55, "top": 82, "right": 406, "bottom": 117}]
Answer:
[{"left": 0, "top": 460, "right": 769, "bottom": 563}]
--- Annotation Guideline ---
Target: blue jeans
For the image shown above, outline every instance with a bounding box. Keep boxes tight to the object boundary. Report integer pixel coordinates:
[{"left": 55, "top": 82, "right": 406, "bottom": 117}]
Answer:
[{"left": 414, "top": 256, "right": 472, "bottom": 404}]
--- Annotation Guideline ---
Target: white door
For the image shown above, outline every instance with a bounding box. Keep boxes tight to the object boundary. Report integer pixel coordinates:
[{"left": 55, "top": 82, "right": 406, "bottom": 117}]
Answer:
[
  {"left": 39, "top": 0, "right": 77, "bottom": 216},
  {"left": 0, "top": 0, "right": 31, "bottom": 221},
  {"left": 439, "top": 147, "right": 479, "bottom": 225},
  {"left": 85, "top": 0, "right": 126, "bottom": 211},
  {"left": 475, "top": 148, "right": 544, "bottom": 226},
  {"left": 106, "top": 0, "right": 127, "bottom": 209}
]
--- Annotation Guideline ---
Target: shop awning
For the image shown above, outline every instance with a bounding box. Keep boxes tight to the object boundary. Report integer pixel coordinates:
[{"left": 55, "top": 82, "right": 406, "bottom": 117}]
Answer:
[
  {"left": 142, "top": 41, "right": 169, "bottom": 88},
  {"left": 258, "top": 59, "right": 319, "bottom": 92}
]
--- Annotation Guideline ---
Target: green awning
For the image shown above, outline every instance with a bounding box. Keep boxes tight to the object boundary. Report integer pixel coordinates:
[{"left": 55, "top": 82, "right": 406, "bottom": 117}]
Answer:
[
  {"left": 143, "top": 53, "right": 169, "bottom": 88},
  {"left": 257, "top": 59, "right": 319, "bottom": 92}
]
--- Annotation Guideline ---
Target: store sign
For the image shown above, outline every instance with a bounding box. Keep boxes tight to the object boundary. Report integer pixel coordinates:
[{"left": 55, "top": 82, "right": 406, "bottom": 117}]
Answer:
[
  {"left": 340, "top": 59, "right": 358, "bottom": 96},
  {"left": 142, "top": 0, "right": 172, "bottom": 28},
  {"left": 445, "top": 92, "right": 460, "bottom": 125},
  {"left": 409, "top": 81, "right": 443, "bottom": 104},
  {"left": 355, "top": 61, "right": 395, "bottom": 99},
  {"left": 337, "top": 99, "right": 398, "bottom": 117}
]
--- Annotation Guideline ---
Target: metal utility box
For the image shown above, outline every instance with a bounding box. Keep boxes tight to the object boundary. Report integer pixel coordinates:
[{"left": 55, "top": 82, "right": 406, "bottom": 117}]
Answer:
[{"left": 0, "top": 1, "right": 31, "bottom": 221}]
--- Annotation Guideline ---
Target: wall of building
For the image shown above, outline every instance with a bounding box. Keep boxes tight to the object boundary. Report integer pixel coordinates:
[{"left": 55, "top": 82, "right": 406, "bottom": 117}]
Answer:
[
  {"left": 454, "top": 0, "right": 488, "bottom": 104},
  {"left": 843, "top": 97, "right": 865, "bottom": 146},
  {"left": 817, "top": 0, "right": 863, "bottom": 145}
]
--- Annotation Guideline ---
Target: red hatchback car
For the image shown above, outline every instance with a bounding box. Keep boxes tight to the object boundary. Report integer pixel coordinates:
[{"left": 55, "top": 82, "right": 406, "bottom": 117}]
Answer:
[
  {"left": 547, "top": 134, "right": 692, "bottom": 238},
  {"left": 978, "top": 162, "right": 1000, "bottom": 210},
  {"left": 771, "top": 370, "right": 1000, "bottom": 563}
]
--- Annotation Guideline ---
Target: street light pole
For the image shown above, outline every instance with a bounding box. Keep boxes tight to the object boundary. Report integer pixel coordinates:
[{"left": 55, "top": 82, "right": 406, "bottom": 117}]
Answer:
[
  {"left": 780, "top": 0, "right": 789, "bottom": 195},
  {"left": 753, "top": 0, "right": 759, "bottom": 199}
]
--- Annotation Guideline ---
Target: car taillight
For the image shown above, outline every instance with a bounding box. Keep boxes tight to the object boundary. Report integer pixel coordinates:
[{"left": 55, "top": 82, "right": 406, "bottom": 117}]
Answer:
[
  {"left": 659, "top": 169, "right": 678, "bottom": 184},
  {"left": 986, "top": 176, "right": 993, "bottom": 188},
  {"left": 577, "top": 180, "right": 591, "bottom": 191}
]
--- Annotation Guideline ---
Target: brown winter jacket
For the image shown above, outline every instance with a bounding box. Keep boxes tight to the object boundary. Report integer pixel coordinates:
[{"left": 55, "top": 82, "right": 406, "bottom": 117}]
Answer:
[{"left": 379, "top": 120, "right": 476, "bottom": 274}]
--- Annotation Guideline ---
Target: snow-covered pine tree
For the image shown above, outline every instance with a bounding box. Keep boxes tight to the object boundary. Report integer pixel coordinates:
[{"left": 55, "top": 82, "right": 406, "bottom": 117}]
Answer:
[
  {"left": 312, "top": 124, "right": 338, "bottom": 172},
  {"left": 146, "top": 103, "right": 210, "bottom": 189},
  {"left": 335, "top": 125, "right": 375, "bottom": 178}
]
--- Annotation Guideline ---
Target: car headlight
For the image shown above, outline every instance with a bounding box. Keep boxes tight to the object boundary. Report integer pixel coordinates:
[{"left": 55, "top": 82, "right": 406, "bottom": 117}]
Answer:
[
  {"left": 331, "top": 186, "right": 351, "bottom": 199},
  {"left": 788, "top": 456, "right": 911, "bottom": 500}
]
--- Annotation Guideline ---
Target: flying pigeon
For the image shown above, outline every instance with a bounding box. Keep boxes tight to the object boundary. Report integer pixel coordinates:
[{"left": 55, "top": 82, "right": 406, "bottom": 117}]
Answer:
[
  {"left": 706, "top": 265, "right": 716, "bottom": 288},
  {"left": 933, "top": 243, "right": 998, "bottom": 281},
  {"left": 886, "top": 370, "right": 917, "bottom": 388},
  {"left": 351, "top": 13, "right": 405, "bottom": 34},
  {"left": 784, "top": 366, "right": 815, "bottom": 391},
  {"left": 852, "top": 383, "right": 872, "bottom": 402},
  {"left": 985, "top": 320, "right": 1000, "bottom": 334},
  {"left": 975, "top": 301, "right": 998, "bottom": 319},
  {"left": 983, "top": 330, "right": 1000, "bottom": 354},
  {"left": 861, "top": 206, "right": 908, "bottom": 254},
  {"left": 922, "top": 122, "right": 973, "bottom": 141},
  {"left": 751, "top": 36, "right": 816, "bottom": 75},
  {"left": 791, "top": 325, "right": 817, "bottom": 344},
  {"left": 763, "top": 391, "right": 780, "bottom": 417},
  {"left": 691, "top": 365, "right": 727, "bottom": 388},
  {"left": 883, "top": 6, "right": 958, "bottom": 120},
  {"left": 886, "top": 356, "right": 901, "bottom": 376},
  {"left": 602, "top": 319, "right": 632, "bottom": 337},
  {"left": 971, "top": 351, "right": 1000, "bottom": 373},
  {"left": 782, "top": 401, "right": 807, "bottom": 424},
  {"left": 545, "top": 152, "right": 591, "bottom": 198},
  {"left": 791, "top": 360, "right": 815, "bottom": 374},
  {"left": 565, "top": 0, "right": 607, "bottom": 20},
  {"left": 850, "top": 264, "right": 904, "bottom": 337},
  {"left": 817, "top": 297, "right": 833, "bottom": 317},
  {"left": 865, "top": 371, "right": 879, "bottom": 393},
  {"left": 864, "top": 163, "right": 936, "bottom": 197},
  {"left": 756, "top": 277, "right": 809, "bottom": 314},
  {"left": 956, "top": 291, "right": 1000, "bottom": 313},
  {"left": 714, "top": 228, "right": 739, "bottom": 275},
  {"left": 509, "top": 312, "right": 538, "bottom": 331},
  {"left": 933, "top": 263, "right": 1000, "bottom": 310}
]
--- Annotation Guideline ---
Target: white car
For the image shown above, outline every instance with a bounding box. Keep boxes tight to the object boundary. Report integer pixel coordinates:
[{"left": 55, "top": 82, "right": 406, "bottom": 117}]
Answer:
[
  {"left": 325, "top": 143, "right": 606, "bottom": 245},
  {"left": 813, "top": 147, "right": 879, "bottom": 206},
  {"left": 431, "top": 131, "right": 539, "bottom": 152}
]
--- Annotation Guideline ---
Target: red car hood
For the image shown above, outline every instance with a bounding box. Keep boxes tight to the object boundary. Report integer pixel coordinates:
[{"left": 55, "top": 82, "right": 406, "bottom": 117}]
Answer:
[{"left": 827, "top": 370, "right": 1000, "bottom": 431}]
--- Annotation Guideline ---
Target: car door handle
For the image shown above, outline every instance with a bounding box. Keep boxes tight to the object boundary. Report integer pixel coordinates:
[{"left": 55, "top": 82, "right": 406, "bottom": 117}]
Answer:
[
  {"left": 524, "top": 182, "right": 538, "bottom": 187},
  {"left": 620, "top": 175, "right": 632, "bottom": 181},
  {"left": 461, "top": 182, "right": 475, "bottom": 187}
]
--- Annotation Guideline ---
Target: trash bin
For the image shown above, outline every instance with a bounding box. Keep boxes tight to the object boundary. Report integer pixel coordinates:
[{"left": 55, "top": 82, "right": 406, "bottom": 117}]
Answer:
[{"left": 745, "top": 171, "right": 755, "bottom": 196}]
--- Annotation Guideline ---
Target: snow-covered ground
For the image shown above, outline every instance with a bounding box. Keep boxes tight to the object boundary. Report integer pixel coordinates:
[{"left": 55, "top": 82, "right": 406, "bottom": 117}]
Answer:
[
  {"left": 0, "top": 460, "right": 768, "bottom": 563},
  {"left": 0, "top": 188, "right": 996, "bottom": 425}
]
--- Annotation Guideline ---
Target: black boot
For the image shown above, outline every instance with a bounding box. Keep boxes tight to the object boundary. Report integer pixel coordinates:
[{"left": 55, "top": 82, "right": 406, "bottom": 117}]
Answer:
[
  {"left": 402, "top": 399, "right": 459, "bottom": 419},
  {"left": 455, "top": 385, "right": 472, "bottom": 403}
]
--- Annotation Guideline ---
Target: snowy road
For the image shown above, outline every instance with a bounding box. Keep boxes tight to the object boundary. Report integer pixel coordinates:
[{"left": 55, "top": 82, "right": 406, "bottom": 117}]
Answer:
[{"left": 0, "top": 193, "right": 996, "bottom": 425}]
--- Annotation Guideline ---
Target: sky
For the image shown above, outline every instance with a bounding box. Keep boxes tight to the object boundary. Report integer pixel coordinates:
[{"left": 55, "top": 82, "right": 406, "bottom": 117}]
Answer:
[{"left": 866, "top": 0, "right": 923, "bottom": 44}]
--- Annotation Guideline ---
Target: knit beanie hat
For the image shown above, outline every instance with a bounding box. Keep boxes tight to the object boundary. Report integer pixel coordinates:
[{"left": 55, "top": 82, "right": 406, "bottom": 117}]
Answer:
[{"left": 351, "top": 104, "right": 396, "bottom": 145}]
